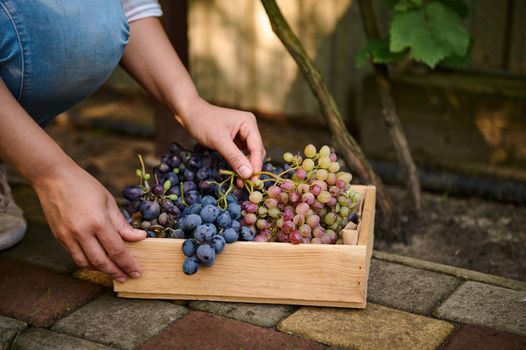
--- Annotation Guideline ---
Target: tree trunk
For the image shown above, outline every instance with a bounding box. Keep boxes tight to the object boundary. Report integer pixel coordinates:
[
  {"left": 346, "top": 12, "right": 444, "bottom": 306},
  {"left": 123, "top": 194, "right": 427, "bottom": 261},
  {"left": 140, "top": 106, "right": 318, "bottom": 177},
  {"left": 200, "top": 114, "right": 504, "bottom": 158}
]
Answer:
[
  {"left": 260, "top": 0, "right": 398, "bottom": 232},
  {"left": 358, "top": 0, "right": 421, "bottom": 212}
]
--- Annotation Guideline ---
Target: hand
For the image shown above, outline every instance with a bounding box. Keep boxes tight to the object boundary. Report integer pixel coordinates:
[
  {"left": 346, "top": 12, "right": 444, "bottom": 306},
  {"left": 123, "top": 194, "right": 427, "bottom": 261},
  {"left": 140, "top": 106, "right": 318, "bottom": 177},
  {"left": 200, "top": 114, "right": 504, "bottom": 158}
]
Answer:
[
  {"left": 178, "top": 97, "right": 265, "bottom": 178},
  {"left": 33, "top": 164, "right": 146, "bottom": 282}
]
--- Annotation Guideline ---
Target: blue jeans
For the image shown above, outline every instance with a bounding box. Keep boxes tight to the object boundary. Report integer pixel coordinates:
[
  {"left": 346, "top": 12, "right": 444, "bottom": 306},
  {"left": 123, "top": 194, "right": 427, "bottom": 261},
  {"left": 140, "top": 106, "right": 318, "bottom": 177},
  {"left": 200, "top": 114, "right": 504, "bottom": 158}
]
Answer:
[{"left": 0, "top": 0, "right": 129, "bottom": 126}]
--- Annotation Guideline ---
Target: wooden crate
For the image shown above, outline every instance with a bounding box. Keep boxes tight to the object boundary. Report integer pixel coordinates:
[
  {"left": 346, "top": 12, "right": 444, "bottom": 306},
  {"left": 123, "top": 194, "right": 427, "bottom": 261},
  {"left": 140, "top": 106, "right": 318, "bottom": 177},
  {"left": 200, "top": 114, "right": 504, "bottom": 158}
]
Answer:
[{"left": 114, "top": 185, "right": 375, "bottom": 308}]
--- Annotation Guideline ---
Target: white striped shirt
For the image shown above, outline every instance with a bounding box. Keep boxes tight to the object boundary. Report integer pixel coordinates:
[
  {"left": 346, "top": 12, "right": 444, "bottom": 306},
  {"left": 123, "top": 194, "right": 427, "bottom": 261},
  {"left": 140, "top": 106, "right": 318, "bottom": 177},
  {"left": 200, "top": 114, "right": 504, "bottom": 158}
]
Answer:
[{"left": 122, "top": 0, "right": 163, "bottom": 22}]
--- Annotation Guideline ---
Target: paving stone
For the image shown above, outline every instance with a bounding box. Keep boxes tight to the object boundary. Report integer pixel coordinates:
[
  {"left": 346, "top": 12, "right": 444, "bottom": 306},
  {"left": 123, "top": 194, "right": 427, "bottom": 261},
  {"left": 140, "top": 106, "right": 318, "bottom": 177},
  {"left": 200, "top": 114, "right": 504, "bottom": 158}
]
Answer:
[
  {"left": 0, "top": 223, "right": 76, "bottom": 274},
  {"left": 0, "top": 260, "right": 105, "bottom": 327},
  {"left": 368, "top": 259, "right": 460, "bottom": 314},
  {"left": 13, "top": 328, "right": 111, "bottom": 350},
  {"left": 139, "top": 311, "right": 324, "bottom": 350},
  {"left": 278, "top": 304, "right": 454, "bottom": 350},
  {"left": 0, "top": 315, "right": 27, "bottom": 350},
  {"left": 435, "top": 281, "right": 526, "bottom": 336},
  {"left": 73, "top": 269, "right": 113, "bottom": 288},
  {"left": 444, "top": 325, "right": 526, "bottom": 350},
  {"left": 52, "top": 293, "right": 188, "bottom": 350},
  {"left": 189, "top": 301, "right": 296, "bottom": 327}
]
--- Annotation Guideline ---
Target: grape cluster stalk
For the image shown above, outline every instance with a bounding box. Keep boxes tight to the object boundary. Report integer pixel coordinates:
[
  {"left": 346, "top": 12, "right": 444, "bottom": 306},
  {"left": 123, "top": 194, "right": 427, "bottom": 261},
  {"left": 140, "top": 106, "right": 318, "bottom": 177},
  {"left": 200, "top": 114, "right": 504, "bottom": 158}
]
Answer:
[{"left": 122, "top": 143, "right": 360, "bottom": 275}]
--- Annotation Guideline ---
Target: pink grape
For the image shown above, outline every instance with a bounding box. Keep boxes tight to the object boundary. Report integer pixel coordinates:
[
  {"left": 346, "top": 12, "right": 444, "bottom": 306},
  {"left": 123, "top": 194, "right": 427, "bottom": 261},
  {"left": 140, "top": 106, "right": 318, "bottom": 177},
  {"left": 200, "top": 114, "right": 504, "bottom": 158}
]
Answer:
[
  {"left": 329, "top": 186, "right": 340, "bottom": 196},
  {"left": 311, "top": 180, "right": 327, "bottom": 191},
  {"left": 293, "top": 214, "right": 305, "bottom": 226},
  {"left": 295, "top": 202, "right": 309, "bottom": 215},
  {"left": 289, "top": 231, "right": 303, "bottom": 244},
  {"left": 283, "top": 208, "right": 294, "bottom": 221},
  {"left": 310, "top": 184, "right": 321, "bottom": 195},
  {"left": 289, "top": 191, "right": 300, "bottom": 203},
  {"left": 268, "top": 185, "right": 281, "bottom": 198},
  {"left": 249, "top": 191, "right": 263, "bottom": 204},
  {"left": 326, "top": 173, "right": 336, "bottom": 185},
  {"left": 302, "top": 192, "right": 315, "bottom": 205},
  {"left": 295, "top": 168, "right": 307, "bottom": 180},
  {"left": 278, "top": 192, "right": 289, "bottom": 204},
  {"left": 299, "top": 224, "right": 311, "bottom": 237},
  {"left": 329, "top": 153, "right": 337, "bottom": 162},
  {"left": 265, "top": 198, "right": 278, "bottom": 208},
  {"left": 336, "top": 179, "right": 345, "bottom": 189},
  {"left": 282, "top": 220, "right": 295, "bottom": 234},
  {"left": 278, "top": 232, "right": 290, "bottom": 242},
  {"left": 244, "top": 213, "right": 257, "bottom": 225},
  {"left": 243, "top": 201, "right": 258, "bottom": 213},
  {"left": 256, "top": 219, "right": 269, "bottom": 230},
  {"left": 326, "top": 229, "right": 337, "bottom": 243},
  {"left": 303, "top": 237, "right": 311, "bottom": 244},
  {"left": 311, "top": 237, "right": 322, "bottom": 244},
  {"left": 280, "top": 180, "right": 294, "bottom": 192},
  {"left": 253, "top": 235, "right": 268, "bottom": 242},
  {"left": 327, "top": 197, "right": 337, "bottom": 207},
  {"left": 306, "top": 214, "right": 320, "bottom": 228},
  {"left": 260, "top": 229, "right": 272, "bottom": 238},
  {"left": 313, "top": 226, "right": 325, "bottom": 238},
  {"left": 312, "top": 200, "right": 324, "bottom": 211},
  {"left": 297, "top": 183, "right": 309, "bottom": 194},
  {"left": 321, "top": 234, "right": 332, "bottom": 244}
]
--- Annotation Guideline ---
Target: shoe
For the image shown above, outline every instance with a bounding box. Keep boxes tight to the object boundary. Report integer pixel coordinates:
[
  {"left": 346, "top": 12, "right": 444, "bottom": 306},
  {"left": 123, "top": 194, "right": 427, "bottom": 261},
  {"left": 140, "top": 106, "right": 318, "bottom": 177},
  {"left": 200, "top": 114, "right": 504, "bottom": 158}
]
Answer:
[{"left": 0, "top": 161, "right": 27, "bottom": 250}]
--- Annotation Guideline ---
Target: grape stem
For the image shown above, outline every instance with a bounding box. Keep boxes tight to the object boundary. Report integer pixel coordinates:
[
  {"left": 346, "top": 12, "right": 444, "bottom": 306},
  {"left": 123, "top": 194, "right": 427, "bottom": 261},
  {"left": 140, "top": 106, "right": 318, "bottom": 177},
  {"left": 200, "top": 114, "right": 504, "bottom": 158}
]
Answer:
[{"left": 137, "top": 154, "right": 150, "bottom": 190}]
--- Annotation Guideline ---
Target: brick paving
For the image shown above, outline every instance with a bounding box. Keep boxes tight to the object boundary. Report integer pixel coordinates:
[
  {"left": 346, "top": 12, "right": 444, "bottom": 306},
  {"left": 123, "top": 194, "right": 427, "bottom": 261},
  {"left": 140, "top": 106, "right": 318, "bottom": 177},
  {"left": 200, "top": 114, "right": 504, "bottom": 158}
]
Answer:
[
  {"left": 0, "top": 260, "right": 104, "bottom": 327},
  {"left": 444, "top": 325, "right": 526, "bottom": 350},
  {"left": 434, "top": 281, "right": 526, "bottom": 336},
  {"left": 1, "top": 223, "right": 525, "bottom": 349},
  {"left": 139, "top": 311, "right": 325, "bottom": 350},
  {"left": 52, "top": 293, "right": 188, "bottom": 350}
]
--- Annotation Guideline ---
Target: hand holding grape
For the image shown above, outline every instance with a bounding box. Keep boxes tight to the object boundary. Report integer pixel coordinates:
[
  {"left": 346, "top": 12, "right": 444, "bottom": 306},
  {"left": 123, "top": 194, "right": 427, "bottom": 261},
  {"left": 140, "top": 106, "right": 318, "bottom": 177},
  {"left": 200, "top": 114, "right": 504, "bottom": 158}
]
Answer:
[
  {"left": 177, "top": 97, "right": 265, "bottom": 179},
  {"left": 33, "top": 164, "right": 146, "bottom": 282}
]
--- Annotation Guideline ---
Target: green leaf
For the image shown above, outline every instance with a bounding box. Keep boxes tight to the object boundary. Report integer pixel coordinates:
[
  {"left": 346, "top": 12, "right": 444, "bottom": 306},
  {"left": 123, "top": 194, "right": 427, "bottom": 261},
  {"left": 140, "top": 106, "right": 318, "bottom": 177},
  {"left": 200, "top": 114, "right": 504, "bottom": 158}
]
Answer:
[
  {"left": 163, "top": 180, "right": 171, "bottom": 191},
  {"left": 356, "top": 38, "right": 406, "bottom": 68},
  {"left": 438, "top": 39, "right": 472, "bottom": 68},
  {"left": 168, "top": 194, "right": 178, "bottom": 201},
  {"left": 389, "top": 2, "right": 470, "bottom": 68},
  {"left": 394, "top": 0, "right": 423, "bottom": 12}
]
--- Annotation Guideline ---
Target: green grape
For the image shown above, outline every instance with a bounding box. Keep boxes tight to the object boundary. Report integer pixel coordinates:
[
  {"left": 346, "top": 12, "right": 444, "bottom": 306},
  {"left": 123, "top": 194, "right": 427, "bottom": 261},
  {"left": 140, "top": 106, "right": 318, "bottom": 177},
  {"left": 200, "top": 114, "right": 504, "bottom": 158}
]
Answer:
[
  {"left": 249, "top": 191, "right": 263, "bottom": 204},
  {"left": 268, "top": 207, "right": 281, "bottom": 218},
  {"left": 302, "top": 158, "right": 315, "bottom": 171},
  {"left": 339, "top": 206, "right": 350, "bottom": 217},
  {"left": 283, "top": 152, "right": 294, "bottom": 162},
  {"left": 319, "top": 145, "right": 331, "bottom": 157},
  {"left": 317, "top": 191, "right": 332, "bottom": 203},
  {"left": 293, "top": 154, "right": 303, "bottom": 165},
  {"left": 326, "top": 173, "right": 336, "bottom": 185},
  {"left": 336, "top": 171, "right": 352, "bottom": 183},
  {"left": 257, "top": 206, "right": 268, "bottom": 216},
  {"left": 324, "top": 212, "right": 337, "bottom": 225},
  {"left": 318, "top": 157, "right": 331, "bottom": 169},
  {"left": 315, "top": 169, "right": 328, "bottom": 181},
  {"left": 304, "top": 144, "right": 317, "bottom": 158},
  {"left": 328, "top": 162, "right": 340, "bottom": 173}
]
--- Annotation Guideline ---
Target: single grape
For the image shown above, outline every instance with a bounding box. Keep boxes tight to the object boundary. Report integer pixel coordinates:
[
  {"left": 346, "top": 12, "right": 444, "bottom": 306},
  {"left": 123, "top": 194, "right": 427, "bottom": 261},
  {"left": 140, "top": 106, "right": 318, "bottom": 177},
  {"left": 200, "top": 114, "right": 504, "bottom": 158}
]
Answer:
[
  {"left": 182, "top": 257, "right": 200, "bottom": 275},
  {"left": 318, "top": 157, "right": 331, "bottom": 169},
  {"left": 168, "top": 228, "right": 185, "bottom": 239},
  {"left": 289, "top": 191, "right": 300, "bottom": 203},
  {"left": 123, "top": 185, "right": 144, "bottom": 201},
  {"left": 194, "top": 224, "right": 215, "bottom": 242},
  {"left": 295, "top": 168, "right": 307, "bottom": 180},
  {"left": 268, "top": 207, "right": 281, "bottom": 218},
  {"left": 304, "top": 144, "right": 317, "bottom": 158},
  {"left": 141, "top": 221, "right": 151, "bottom": 230},
  {"left": 298, "top": 224, "right": 312, "bottom": 237},
  {"left": 310, "top": 184, "right": 321, "bottom": 195},
  {"left": 282, "top": 220, "right": 295, "bottom": 234},
  {"left": 184, "top": 203, "right": 203, "bottom": 216},
  {"left": 278, "top": 192, "right": 289, "bottom": 204},
  {"left": 196, "top": 244, "right": 216, "bottom": 266},
  {"left": 295, "top": 202, "right": 309, "bottom": 215},
  {"left": 183, "top": 169, "right": 195, "bottom": 181},
  {"left": 249, "top": 191, "right": 263, "bottom": 204},
  {"left": 140, "top": 200, "right": 161, "bottom": 220},
  {"left": 324, "top": 212, "right": 337, "bottom": 226},
  {"left": 242, "top": 201, "right": 258, "bottom": 213},
  {"left": 320, "top": 233, "right": 332, "bottom": 244},
  {"left": 196, "top": 167, "right": 211, "bottom": 180},
  {"left": 317, "top": 191, "right": 332, "bottom": 203},
  {"left": 181, "top": 214, "right": 202, "bottom": 232},
  {"left": 329, "top": 153, "right": 337, "bottom": 162},
  {"left": 182, "top": 239, "right": 199, "bottom": 257},
  {"left": 268, "top": 185, "right": 281, "bottom": 198},
  {"left": 240, "top": 226, "right": 255, "bottom": 241},
  {"left": 327, "top": 196, "right": 337, "bottom": 207},
  {"left": 326, "top": 173, "right": 337, "bottom": 186},
  {"left": 329, "top": 162, "right": 340, "bottom": 173},
  {"left": 227, "top": 203, "right": 241, "bottom": 220},
  {"left": 339, "top": 206, "right": 350, "bottom": 217},
  {"left": 315, "top": 169, "right": 328, "bottom": 181},
  {"left": 278, "top": 232, "right": 289, "bottom": 243},
  {"left": 187, "top": 156, "right": 202, "bottom": 170},
  {"left": 349, "top": 212, "right": 359, "bottom": 224},
  {"left": 216, "top": 211, "right": 232, "bottom": 229},
  {"left": 158, "top": 212, "right": 168, "bottom": 226},
  {"left": 210, "top": 235, "right": 226, "bottom": 253},
  {"left": 226, "top": 193, "right": 238, "bottom": 204},
  {"left": 311, "top": 237, "right": 322, "bottom": 244},
  {"left": 289, "top": 231, "right": 303, "bottom": 244},
  {"left": 185, "top": 190, "right": 202, "bottom": 205},
  {"left": 243, "top": 213, "right": 257, "bottom": 225},
  {"left": 306, "top": 214, "right": 320, "bottom": 228},
  {"left": 222, "top": 228, "right": 239, "bottom": 243},
  {"left": 167, "top": 154, "right": 182, "bottom": 168},
  {"left": 200, "top": 195, "right": 217, "bottom": 207},
  {"left": 162, "top": 172, "right": 180, "bottom": 186},
  {"left": 160, "top": 198, "right": 177, "bottom": 214},
  {"left": 302, "top": 159, "right": 315, "bottom": 172},
  {"left": 293, "top": 214, "right": 305, "bottom": 226},
  {"left": 280, "top": 180, "right": 294, "bottom": 193},
  {"left": 283, "top": 152, "right": 294, "bottom": 162},
  {"left": 312, "top": 226, "right": 325, "bottom": 238},
  {"left": 297, "top": 183, "right": 310, "bottom": 194},
  {"left": 253, "top": 235, "right": 268, "bottom": 242},
  {"left": 301, "top": 192, "right": 315, "bottom": 205},
  {"left": 319, "top": 145, "right": 330, "bottom": 157},
  {"left": 264, "top": 198, "right": 278, "bottom": 209},
  {"left": 257, "top": 206, "right": 268, "bottom": 216}
]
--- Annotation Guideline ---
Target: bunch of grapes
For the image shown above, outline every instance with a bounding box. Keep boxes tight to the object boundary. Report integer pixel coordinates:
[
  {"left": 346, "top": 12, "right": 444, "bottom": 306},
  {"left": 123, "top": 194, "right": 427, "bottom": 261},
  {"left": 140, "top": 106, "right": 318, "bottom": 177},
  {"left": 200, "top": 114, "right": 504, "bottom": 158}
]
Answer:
[
  {"left": 237, "top": 144, "right": 361, "bottom": 244},
  {"left": 121, "top": 142, "right": 360, "bottom": 275}
]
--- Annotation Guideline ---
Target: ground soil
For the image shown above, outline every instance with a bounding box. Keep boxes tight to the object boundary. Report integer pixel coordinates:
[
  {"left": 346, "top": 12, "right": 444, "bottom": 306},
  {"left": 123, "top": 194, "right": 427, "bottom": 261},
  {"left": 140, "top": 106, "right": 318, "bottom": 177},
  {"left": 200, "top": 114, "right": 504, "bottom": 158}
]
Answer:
[{"left": 8, "top": 109, "right": 525, "bottom": 283}]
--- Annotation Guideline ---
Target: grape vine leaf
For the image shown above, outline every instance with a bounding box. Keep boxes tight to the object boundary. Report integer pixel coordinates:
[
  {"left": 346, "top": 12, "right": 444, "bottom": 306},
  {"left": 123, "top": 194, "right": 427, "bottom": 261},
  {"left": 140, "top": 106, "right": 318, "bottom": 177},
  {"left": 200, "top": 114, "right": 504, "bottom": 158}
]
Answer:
[
  {"left": 356, "top": 38, "right": 406, "bottom": 68},
  {"left": 389, "top": 1, "right": 470, "bottom": 68}
]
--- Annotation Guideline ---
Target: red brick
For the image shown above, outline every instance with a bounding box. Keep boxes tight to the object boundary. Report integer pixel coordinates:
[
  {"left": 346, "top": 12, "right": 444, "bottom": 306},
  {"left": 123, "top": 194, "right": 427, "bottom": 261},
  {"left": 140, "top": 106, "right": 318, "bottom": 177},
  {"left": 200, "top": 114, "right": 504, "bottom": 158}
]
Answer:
[
  {"left": 0, "top": 260, "right": 104, "bottom": 327},
  {"left": 139, "top": 311, "right": 324, "bottom": 350},
  {"left": 445, "top": 325, "right": 526, "bottom": 350}
]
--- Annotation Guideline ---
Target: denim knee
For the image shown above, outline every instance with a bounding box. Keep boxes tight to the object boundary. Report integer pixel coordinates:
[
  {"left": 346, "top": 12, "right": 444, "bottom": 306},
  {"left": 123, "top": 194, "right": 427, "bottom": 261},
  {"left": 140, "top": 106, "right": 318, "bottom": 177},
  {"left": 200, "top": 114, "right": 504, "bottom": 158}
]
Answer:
[{"left": 0, "top": 0, "right": 129, "bottom": 126}]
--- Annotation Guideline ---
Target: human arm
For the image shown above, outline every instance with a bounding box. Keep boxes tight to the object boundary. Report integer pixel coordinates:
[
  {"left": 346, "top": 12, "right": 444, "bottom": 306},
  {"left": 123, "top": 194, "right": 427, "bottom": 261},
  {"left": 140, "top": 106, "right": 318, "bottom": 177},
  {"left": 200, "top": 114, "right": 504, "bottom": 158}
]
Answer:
[
  {"left": 120, "top": 17, "right": 265, "bottom": 178},
  {"left": 0, "top": 79, "right": 145, "bottom": 282}
]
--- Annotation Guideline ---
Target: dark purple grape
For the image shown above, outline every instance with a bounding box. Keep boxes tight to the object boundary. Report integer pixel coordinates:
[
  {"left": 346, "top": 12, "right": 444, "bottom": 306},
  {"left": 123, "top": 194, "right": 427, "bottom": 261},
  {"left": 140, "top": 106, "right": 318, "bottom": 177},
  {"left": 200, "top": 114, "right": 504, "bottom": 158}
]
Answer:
[
  {"left": 167, "top": 154, "right": 182, "bottom": 168},
  {"left": 183, "top": 169, "right": 195, "bottom": 181},
  {"left": 140, "top": 200, "right": 161, "bottom": 220},
  {"left": 175, "top": 197, "right": 185, "bottom": 211},
  {"left": 196, "top": 244, "right": 215, "bottom": 266},
  {"left": 349, "top": 212, "right": 359, "bottom": 224},
  {"left": 200, "top": 205, "right": 220, "bottom": 223},
  {"left": 263, "top": 162, "right": 274, "bottom": 172},
  {"left": 183, "top": 256, "right": 200, "bottom": 275},
  {"left": 180, "top": 214, "right": 202, "bottom": 232},
  {"left": 196, "top": 167, "right": 211, "bottom": 180},
  {"left": 158, "top": 162, "right": 170, "bottom": 173},
  {"left": 216, "top": 211, "right": 232, "bottom": 229},
  {"left": 151, "top": 184, "right": 164, "bottom": 196},
  {"left": 162, "top": 173, "right": 180, "bottom": 187},
  {"left": 170, "top": 142, "right": 183, "bottom": 154},
  {"left": 187, "top": 156, "right": 202, "bottom": 170},
  {"left": 183, "top": 181, "right": 197, "bottom": 192},
  {"left": 123, "top": 185, "right": 144, "bottom": 201},
  {"left": 168, "top": 228, "right": 185, "bottom": 239},
  {"left": 199, "top": 180, "right": 213, "bottom": 192},
  {"left": 194, "top": 224, "right": 215, "bottom": 242},
  {"left": 126, "top": 200, "right": 141, "bottom": 213},
  {"left": 160, "top": 198, "right": 176, "bottom": 214},
  {"left": 185, "top": 190, "right": 201, "bottom": 205},
  {"left": 201, "top": 155, "right": 213, "bottom": 168},
  {"left": 158, "top": 212, "right": 168, "bottom": 225},
  {"left": 210, "top": 169, "right": 221, "bottom": 180}
]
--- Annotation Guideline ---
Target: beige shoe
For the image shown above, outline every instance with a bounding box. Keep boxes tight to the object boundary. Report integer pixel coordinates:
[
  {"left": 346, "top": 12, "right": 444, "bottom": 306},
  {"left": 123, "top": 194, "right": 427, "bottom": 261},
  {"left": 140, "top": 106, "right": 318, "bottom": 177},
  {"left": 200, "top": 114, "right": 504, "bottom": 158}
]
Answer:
[{"left": 0, "top": 162, "right": 27, "bottom": 250}]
